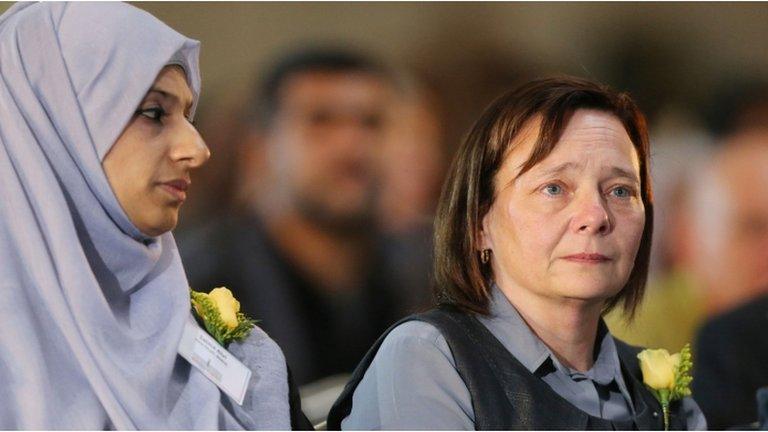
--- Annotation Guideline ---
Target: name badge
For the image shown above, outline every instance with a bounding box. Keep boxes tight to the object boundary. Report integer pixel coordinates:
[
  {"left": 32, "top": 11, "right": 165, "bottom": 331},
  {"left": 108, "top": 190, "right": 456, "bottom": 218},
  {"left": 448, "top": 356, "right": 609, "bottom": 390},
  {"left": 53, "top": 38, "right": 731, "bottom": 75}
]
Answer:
[{"left": 178, "top": 319, "right": 252, "bottom": 406}]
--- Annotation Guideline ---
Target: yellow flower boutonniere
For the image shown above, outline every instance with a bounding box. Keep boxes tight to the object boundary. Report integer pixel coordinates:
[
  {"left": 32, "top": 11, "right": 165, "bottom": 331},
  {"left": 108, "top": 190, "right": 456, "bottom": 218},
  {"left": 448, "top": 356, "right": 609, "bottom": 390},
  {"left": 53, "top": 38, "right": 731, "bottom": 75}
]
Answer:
[
  {"left": 637, "top": 344, "right": 693, "bottom": 430},
  {"left": 190, "top": 287, "right": 256, "bottom": 347}
]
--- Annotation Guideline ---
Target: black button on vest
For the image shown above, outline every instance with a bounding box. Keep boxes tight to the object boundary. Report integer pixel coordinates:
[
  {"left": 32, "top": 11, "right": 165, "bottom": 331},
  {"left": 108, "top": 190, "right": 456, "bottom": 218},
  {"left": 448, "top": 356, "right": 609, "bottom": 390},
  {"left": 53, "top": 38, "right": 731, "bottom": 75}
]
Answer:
[{"left": 328, "top": 307, "right": 689, "bottom": 430}]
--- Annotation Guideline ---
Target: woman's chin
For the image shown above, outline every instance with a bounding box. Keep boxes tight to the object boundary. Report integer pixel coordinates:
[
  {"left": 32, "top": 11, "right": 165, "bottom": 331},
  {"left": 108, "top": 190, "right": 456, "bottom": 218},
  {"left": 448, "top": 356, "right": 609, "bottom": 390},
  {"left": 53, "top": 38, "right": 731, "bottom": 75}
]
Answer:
[
  {"left": 135, "top": 212, "right": 178, "bottom": 237},
  {"left": 548, "top": 275, "right": 624, "bottom": 304}
]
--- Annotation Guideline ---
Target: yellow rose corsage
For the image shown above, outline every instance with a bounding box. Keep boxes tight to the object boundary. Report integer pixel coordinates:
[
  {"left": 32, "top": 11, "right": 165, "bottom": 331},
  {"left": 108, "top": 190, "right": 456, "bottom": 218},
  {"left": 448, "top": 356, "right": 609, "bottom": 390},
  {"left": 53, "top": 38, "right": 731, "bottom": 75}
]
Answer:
[
  {"left": 637, "top": 344, "right": 693, "bottom": 430},
  {"left": 190, "top": 287, "right": 256, "bottom": 346}
]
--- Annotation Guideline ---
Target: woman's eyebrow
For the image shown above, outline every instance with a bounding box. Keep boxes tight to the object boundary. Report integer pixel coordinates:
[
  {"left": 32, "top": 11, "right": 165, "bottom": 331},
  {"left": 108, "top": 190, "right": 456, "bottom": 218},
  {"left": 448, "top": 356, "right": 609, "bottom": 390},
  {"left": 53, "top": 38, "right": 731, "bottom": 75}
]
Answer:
[
  {"left": 514, "top": 162, "right": 640, "bottom": 182},
  {"left": 609, "top": 166, "right": 641, "bottom": 182},
  {"left": 147, "top": 87, "right": 194, "bottom": 116},
  {"left": 517, "top": 161, "right": 578, "bottom": 181}
]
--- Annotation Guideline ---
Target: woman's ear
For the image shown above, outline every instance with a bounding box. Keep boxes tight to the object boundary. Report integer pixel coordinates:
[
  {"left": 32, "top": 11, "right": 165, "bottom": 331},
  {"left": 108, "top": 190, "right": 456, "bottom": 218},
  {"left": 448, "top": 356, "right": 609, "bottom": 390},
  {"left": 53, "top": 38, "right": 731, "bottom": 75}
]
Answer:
[{"left": 478, "top": 210, "right": 494, "bottom": 251}]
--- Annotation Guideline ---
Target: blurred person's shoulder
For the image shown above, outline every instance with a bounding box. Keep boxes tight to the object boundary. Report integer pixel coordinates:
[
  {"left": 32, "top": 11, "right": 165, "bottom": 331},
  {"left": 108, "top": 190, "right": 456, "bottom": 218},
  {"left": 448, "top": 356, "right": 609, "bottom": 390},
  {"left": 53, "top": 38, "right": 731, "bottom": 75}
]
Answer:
[
  {"left": 700, "top": 292, "right": 768, "bottom": 337},
  {"left": 695, "top": 292, "right": 768, "bottom": 374},
  {"left": 177, "top": 212, "right": 263, "bottom": 252},
  {"left": 176, "top": 212, "right": 266, "bottom": 283},
  {"left": 374, "top": 222, "right": 435, "bottom": 311}
]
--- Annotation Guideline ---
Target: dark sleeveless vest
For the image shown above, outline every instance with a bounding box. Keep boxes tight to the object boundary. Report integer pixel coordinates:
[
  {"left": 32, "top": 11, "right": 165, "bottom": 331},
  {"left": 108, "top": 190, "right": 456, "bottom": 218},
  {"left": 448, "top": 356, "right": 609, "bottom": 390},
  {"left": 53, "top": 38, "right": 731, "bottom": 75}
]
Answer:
[{"left": 327, "top": 307, "right": 689, "bottom": 430}]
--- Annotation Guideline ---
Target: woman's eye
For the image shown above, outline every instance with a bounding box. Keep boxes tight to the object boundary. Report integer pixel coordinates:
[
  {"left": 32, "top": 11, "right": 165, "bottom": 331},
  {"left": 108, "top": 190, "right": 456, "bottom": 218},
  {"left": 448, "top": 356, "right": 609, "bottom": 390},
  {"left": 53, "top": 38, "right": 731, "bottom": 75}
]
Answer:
[
  {"left": 136, "top": 107, "right": 165, "bottom": 122},
  {"left": 610, "top": 186, "right": 633, "bottom": 198},
  {"left": 543, "top": 184, "right": 563, "bottom": 196}
]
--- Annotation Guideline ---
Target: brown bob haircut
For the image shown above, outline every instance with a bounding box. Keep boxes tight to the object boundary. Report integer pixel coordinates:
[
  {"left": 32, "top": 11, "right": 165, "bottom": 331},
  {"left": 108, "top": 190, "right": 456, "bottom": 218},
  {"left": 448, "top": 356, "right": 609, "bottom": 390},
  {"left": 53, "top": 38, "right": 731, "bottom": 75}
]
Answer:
[{"left": 433, "top": 75, "right": 653, "bottom": 318}]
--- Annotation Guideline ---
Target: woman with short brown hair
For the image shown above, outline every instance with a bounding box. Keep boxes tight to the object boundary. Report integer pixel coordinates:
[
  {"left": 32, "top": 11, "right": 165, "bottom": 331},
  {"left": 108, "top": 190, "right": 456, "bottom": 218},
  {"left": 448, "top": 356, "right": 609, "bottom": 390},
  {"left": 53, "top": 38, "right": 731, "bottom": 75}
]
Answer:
[{"left": 328, "top": 76, "right": 705, "bottom": 430}]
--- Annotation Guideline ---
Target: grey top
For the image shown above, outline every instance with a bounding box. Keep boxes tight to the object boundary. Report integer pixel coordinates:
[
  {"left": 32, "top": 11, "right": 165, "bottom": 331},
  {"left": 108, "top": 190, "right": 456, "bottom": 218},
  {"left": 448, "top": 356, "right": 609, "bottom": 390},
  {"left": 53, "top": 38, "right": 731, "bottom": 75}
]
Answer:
[{"left": 342, "top": 286, "right": 707, "bottom": 430}]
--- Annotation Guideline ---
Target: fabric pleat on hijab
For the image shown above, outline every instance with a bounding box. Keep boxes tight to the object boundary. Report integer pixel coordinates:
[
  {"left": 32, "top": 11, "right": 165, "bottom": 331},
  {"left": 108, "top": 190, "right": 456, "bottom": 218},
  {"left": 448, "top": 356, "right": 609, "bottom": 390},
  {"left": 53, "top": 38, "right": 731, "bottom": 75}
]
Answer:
[{"left": 0, "top": 2, "right": 289, "bottom": 429}]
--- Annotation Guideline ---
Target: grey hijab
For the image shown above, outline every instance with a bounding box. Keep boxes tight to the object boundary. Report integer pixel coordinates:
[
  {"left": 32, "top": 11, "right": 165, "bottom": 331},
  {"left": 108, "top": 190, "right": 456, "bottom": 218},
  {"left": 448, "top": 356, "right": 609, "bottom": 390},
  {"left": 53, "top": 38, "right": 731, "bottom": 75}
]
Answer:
[{"left": 0, "top": 2, "right": 289, "bottom": 429}]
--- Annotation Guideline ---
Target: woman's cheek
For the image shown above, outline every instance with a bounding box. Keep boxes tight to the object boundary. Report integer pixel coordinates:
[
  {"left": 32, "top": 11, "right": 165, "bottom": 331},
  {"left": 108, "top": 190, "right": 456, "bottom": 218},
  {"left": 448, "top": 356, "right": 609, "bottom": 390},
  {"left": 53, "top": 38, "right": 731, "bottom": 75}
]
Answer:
[{"left": 618, "top": 205, "right": 646, "bottom": 251}]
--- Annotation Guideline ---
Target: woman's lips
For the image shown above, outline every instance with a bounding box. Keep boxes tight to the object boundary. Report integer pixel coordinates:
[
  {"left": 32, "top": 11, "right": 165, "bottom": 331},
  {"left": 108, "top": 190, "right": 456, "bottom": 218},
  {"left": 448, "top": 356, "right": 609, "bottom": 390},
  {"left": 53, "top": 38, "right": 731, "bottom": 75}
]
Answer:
[
  {"left": 158, "top": 179, "right": 189, "bottom": 202},
  {"left": 562, "top": 253, "right": 611, "bottom": 263}
]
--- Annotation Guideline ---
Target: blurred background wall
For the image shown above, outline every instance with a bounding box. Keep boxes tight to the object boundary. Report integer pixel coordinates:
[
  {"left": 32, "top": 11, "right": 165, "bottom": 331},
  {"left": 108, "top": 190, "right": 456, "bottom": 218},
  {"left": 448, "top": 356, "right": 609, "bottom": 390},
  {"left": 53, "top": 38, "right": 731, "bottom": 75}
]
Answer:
[
  {"left": 126, "top": 2, "right": 768, "bottom": 141},
  {"left": 130, "top": 2, "right": 768, "bottom": 121},
  {"left": 91, "top": 1, "right": 768, "bottom": 231},
  {"left": 3, "top": 0, "right": 766, "bottom": 247}
]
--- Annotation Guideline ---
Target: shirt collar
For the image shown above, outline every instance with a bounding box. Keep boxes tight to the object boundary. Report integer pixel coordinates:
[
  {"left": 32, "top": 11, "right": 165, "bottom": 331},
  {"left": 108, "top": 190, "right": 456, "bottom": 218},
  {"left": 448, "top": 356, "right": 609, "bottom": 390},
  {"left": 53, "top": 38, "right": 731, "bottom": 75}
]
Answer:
[{"left": 476, "top": 283, "right": 626, "bottom": 388}]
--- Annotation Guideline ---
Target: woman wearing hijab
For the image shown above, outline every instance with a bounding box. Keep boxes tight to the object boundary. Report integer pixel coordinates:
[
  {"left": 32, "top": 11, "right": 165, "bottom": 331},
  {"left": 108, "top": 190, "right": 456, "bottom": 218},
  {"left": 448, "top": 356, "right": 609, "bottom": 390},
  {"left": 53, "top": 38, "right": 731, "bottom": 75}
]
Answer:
[
  {"left": 0, "top": 3, "right": 303, "bottom": 429},
  {"left": 328, "top": 77, "right": 707, "bottom": 429}
]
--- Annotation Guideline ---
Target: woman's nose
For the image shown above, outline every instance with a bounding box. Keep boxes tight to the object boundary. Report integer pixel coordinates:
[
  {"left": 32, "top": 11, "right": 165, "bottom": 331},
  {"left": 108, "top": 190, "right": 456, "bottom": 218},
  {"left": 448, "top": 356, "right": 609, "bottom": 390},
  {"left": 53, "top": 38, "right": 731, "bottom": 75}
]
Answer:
[
  {"left": 571, "top": 192, "right": 612, "bottom": 235},
  {"left": 170, "top": 120, "right": 210, "bottom": 168}
]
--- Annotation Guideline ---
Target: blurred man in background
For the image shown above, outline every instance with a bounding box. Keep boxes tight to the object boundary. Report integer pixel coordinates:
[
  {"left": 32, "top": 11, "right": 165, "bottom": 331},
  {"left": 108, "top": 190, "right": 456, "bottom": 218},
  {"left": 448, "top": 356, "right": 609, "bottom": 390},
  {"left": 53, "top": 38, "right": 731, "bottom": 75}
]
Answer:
[
  {"left": 688, "top": 132, "right": 768, "bottom": 315},
  {"left": 608, "top": 114, "right": 768, "bottom": 429},
  {"left": 179, "top": 49, "right": 432, "bottom": 390},
  {"left": 691, "top": 129, "right": 768, "bottom": 429}
]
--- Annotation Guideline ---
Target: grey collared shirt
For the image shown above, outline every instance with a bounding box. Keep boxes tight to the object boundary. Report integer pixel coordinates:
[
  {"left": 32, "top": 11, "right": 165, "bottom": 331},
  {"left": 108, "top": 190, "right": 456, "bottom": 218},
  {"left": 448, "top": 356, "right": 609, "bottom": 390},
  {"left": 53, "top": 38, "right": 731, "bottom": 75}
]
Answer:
[{"left": 342, "top": 286, "right": 707, "bottom": 430}]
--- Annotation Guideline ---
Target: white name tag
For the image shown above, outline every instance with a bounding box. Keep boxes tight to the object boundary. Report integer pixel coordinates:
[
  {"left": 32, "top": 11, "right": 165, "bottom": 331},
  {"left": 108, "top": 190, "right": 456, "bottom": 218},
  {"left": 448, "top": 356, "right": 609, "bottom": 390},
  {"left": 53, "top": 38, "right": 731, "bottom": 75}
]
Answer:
[{"left": 178, "top": 319, "right": 252, "bottom": 406}]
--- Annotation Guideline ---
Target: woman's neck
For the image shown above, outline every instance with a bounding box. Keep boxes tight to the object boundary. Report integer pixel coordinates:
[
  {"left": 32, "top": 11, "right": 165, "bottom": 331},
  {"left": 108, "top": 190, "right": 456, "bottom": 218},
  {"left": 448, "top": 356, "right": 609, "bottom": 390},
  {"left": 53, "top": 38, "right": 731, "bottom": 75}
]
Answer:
[{"left": 495, "top": 281, "right": 604, "bottom": 373}]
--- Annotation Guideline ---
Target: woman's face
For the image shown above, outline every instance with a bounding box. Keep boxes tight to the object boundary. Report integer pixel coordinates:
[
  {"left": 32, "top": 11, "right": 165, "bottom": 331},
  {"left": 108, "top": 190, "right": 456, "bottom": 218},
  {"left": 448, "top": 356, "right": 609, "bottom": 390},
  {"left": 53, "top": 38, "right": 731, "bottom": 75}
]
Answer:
[
  {"left": 481, "top": 109, "right": 645, "bottom": 307},
  {"left": 103, "top": 65, "right": 209, "bottom": 237}
]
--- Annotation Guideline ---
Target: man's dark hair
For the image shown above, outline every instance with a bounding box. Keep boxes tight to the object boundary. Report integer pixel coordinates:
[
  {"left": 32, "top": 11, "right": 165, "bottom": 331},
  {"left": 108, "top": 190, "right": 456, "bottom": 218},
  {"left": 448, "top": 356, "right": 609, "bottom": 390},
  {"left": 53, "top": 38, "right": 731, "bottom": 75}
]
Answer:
[
  {"left": 702, "top": 78, "right": 768, "bottom": 139},
  {"left": 251, "top": 47, "right": 390, "bottom": 129}
]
